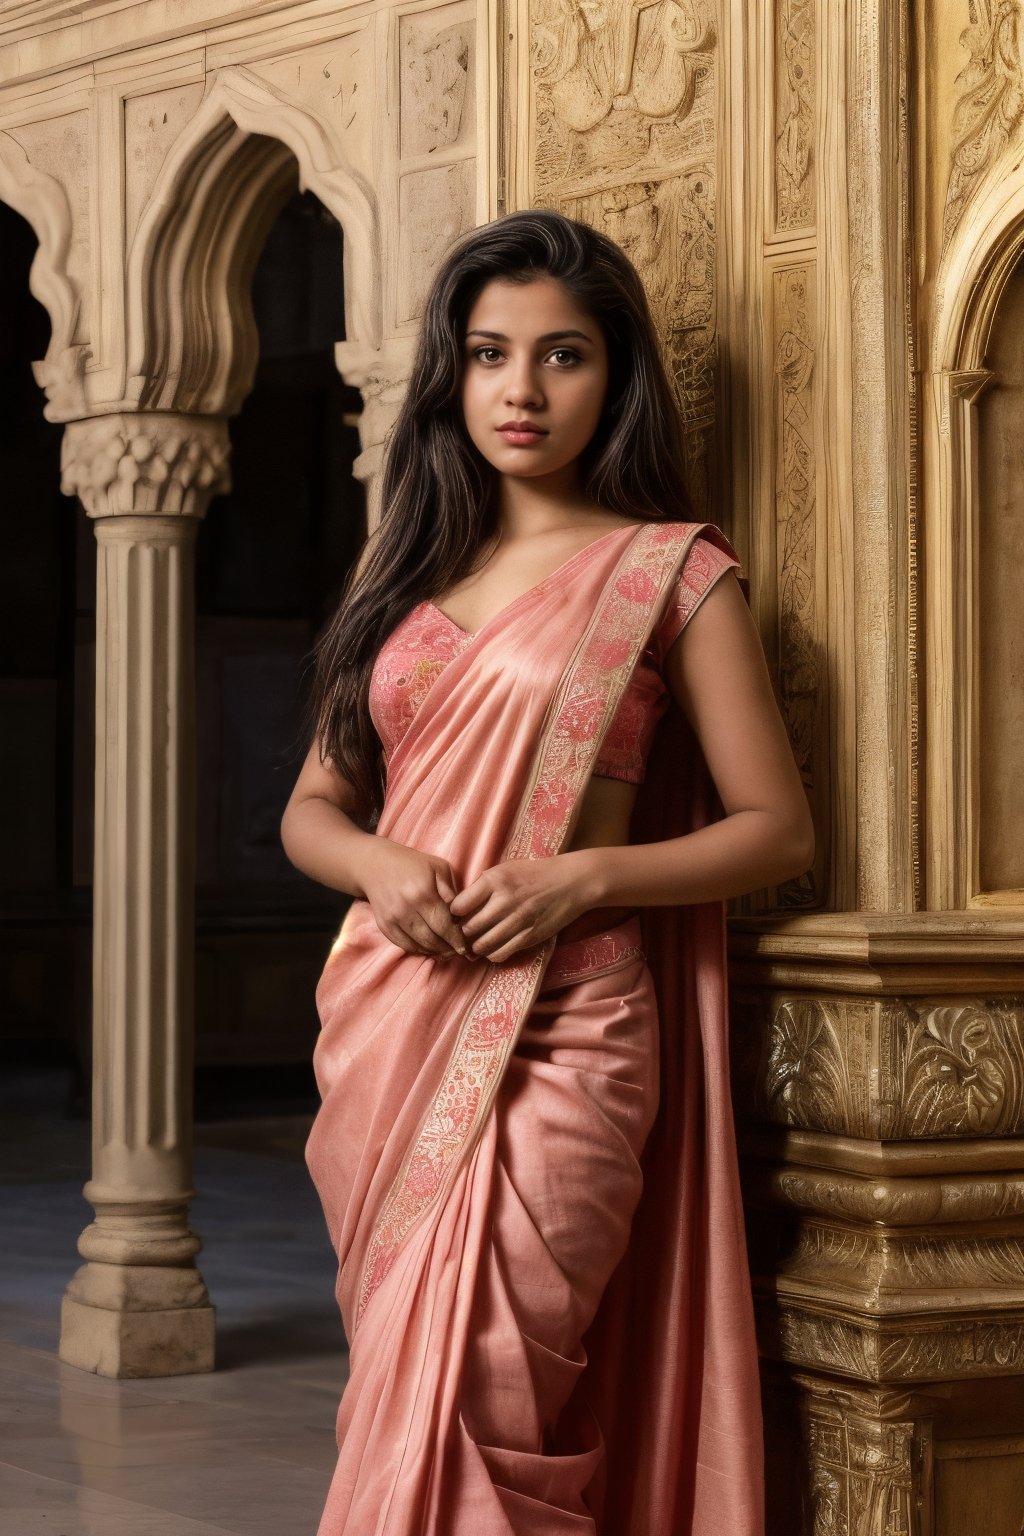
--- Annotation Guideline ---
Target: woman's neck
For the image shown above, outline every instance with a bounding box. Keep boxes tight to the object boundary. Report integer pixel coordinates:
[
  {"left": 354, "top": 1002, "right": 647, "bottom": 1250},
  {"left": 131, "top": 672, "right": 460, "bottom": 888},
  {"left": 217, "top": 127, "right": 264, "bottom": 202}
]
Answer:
[{"left": 492, "top": 465, "right": 595, "bottom": 539}]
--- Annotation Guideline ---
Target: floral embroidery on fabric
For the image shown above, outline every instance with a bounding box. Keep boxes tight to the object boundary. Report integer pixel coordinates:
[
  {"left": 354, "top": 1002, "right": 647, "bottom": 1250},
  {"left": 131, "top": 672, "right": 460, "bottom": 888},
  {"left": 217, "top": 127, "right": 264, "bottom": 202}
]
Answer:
[
  {"left": 356, "top": 948, "right": 547, "bottom": 1323},
  {"left": 368, "top": 607, "right": 469, "bottom": 759},
  {"left": 594, "top": 536, "right": 739, "bottom": 782},
  {"left": 356, "top": 523, "right": 707, "bottom": 1328}
]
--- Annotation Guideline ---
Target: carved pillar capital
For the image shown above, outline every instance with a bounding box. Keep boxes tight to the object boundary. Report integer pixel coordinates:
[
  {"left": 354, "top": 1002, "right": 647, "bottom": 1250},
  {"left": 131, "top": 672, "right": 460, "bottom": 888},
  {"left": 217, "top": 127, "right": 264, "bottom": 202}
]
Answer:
[
  {"left": 60, "top": 411, "right": 231, "bottom": 520},
  {"left": 334, "top": 338, "right": 415, "bottom": 531}
]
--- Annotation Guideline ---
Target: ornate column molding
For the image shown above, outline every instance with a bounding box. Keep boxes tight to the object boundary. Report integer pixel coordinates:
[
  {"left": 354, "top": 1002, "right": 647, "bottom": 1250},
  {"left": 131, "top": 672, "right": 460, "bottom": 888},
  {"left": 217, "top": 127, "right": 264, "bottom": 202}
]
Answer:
[
  {"left": 59, "top": 412, "right": 229, "bottom": 1377},
  {"left": 789, "top": 1376, "right": 928, "bottom": 1535},
  {"left": 729, "top": 909, "right": 1024, "bottom": 1528},
  {"left": 60, "top": 411, "right": 232, "bottom": 519}
]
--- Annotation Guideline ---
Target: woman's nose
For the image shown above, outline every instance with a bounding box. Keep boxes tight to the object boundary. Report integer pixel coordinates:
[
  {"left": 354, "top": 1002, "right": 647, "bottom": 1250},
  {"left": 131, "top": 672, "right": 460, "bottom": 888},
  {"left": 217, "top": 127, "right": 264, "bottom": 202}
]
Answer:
[{"left": 505, "top": 363, "right": 543, "bottom": 404}]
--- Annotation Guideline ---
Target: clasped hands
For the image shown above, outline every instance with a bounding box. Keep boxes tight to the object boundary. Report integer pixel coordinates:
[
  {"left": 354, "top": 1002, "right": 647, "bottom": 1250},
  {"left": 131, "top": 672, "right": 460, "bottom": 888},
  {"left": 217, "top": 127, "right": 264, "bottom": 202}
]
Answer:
[{"left": 362, "top": 836, "right": 596, "bottom": 964}]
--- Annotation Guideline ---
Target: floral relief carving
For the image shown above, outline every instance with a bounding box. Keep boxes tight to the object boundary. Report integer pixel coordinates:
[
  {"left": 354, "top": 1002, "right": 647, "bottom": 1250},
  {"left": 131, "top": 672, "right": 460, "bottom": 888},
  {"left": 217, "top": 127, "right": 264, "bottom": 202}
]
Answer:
[
  {"left": 880, "top": 1319, "right": 1024, "bottom": 1379},
  {"left": 775, "top": 1308, "right": 877, "bottom": 1381},
  {"left": 759, "top": 998, "right": 860, "bottom": 1134},
  {"left": 559, "top": 171, "right": 717, "bottom": 512},
  {"left": 773, "top": 264, "right": 819, "bottom": 908},
  {"left": 780, "top": 1221, "right": 1024, "bottom": 1302},
  {"left": 943, "top": 0, "right": 1024, "bottom": 249},
  {"left": 771, "top": 1165, "right": 1024, "bottom": 1227},
  {"left": 775, "top": 0, "right": 816, "bottom": 233},
  {"left": 750, "top": 992, "right": 1024, "bottom": 1138},
  {"left": 881, "top": 997, "right": 1024, "bottom": 1137}
]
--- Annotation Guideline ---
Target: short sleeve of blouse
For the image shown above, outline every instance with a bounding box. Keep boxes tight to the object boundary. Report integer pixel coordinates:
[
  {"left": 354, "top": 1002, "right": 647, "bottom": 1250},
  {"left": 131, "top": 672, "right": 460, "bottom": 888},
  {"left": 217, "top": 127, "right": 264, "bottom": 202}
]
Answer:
[{"left": 653, "top": 534, "right": 741, "bottom": 660}]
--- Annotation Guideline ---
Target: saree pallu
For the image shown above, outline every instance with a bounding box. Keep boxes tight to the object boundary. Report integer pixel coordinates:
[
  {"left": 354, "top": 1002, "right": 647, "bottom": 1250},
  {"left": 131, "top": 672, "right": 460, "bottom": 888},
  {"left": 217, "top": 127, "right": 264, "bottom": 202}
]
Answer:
[{"left": 305, "top": 521, "right": 765, "bottom": 1535}]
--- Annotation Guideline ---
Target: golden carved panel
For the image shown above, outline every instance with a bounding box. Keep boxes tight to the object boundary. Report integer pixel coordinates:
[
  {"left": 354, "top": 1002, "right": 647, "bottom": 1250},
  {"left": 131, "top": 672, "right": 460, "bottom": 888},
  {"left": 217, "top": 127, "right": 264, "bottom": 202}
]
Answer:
[
  {"left": 764, "top": 1301, "right": 1024, "bottom": 1383},
  {"left": 531, "top": 0, "right": 715, "bottom": 180},
  {"left": 774, "top": 1219, "right": 1024, "bottom": 1310},
  {"left": 804, "top": 1408, "right": 915, "bottom": 1536},
  {"left": 773, "top": 0, "right": 816, "bottom": 235},
  {"left": 769, "top": 262, "right": 824, "bottom": 908},
  {"left": 733, "top": 991, "right": 1024, "bottom": 1139}
]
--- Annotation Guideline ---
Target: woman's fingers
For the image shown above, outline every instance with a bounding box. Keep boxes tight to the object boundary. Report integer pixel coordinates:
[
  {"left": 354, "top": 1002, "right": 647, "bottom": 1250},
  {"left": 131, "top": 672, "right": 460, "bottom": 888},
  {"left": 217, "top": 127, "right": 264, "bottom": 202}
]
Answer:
[
  {"left": 432, "top": 861, "right": 458, "bottom": 903},
  {"left": 402, "top": 904, "right": 462, "bottom": 956},
  {"left": 448, "top": 879, "right": 490, "bottom": 921},
  {"left": 457, "top": 894, "right": 506, "bottom": 943},
  {"left": 466, "top": 909, "right": 536, "bottom": 958},
  {"left": 422, "top": 902, "right": 470, "bottom": 957},
  {"left": 429, "top": 872, "right": 471, "bottom": 954}
]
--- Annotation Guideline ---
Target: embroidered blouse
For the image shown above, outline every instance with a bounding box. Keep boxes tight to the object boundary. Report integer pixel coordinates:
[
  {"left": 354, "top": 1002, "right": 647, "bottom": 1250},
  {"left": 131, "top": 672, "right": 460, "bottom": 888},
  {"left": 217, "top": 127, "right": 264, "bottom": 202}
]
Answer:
[{"left": 370, "top": 534, "right": 739, "bottom": 786}]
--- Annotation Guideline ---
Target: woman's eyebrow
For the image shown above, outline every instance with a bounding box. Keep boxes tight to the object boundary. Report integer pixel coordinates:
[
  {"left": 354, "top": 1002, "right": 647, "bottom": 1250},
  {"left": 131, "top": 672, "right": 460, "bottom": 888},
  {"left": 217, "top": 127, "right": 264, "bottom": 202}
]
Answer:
[{"left": 464, "top": 328, "right": 595, "bottom": 343}]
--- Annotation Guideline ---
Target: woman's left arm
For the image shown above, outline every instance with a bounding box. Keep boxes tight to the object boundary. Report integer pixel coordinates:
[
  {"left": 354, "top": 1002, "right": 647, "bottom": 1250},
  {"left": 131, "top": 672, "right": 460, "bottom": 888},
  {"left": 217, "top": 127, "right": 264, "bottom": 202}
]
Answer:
[
  {"left": 450, "top": 571, "right": 814, "bottom": 959},
  {"left": 577, "top": 568, "right": 815, "bottom": 909}
]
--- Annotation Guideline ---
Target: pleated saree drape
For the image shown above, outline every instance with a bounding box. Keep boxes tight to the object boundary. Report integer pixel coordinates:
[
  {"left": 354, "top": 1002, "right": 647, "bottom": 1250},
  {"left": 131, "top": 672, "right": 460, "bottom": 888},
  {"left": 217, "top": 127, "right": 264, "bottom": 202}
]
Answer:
[{"left": 305, "top": 520, "right": 765, "bottom": 1535}]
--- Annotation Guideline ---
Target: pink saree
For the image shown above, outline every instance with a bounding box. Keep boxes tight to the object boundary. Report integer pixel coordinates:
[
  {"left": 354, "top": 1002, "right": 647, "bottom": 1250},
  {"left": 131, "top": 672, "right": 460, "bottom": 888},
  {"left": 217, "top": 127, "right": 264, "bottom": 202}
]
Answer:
[{"left": 305, "top": 520, "right": 765, "bottom": 1535}]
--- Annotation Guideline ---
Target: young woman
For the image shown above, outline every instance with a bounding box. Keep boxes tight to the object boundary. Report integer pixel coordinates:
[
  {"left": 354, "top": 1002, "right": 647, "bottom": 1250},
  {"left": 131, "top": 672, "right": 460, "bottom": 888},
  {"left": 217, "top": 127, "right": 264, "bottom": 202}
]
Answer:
[{"left": 281, "top": 209, "right": 813, "bottom": 1536}]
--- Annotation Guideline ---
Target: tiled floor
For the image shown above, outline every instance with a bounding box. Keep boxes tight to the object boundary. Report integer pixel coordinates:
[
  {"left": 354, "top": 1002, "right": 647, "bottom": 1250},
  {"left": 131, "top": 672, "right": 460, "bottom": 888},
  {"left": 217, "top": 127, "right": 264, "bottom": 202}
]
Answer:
[{"left": 0, "top": 1070, "right": 347, "bottom": 1535}]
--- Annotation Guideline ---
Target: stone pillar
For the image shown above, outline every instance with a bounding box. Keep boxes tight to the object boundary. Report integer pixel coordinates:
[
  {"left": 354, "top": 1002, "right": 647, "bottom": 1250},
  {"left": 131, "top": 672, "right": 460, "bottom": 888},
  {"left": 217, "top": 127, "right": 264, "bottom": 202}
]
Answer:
[{"left": 58, "top": 412, "right": 230, "bottom": 1378}]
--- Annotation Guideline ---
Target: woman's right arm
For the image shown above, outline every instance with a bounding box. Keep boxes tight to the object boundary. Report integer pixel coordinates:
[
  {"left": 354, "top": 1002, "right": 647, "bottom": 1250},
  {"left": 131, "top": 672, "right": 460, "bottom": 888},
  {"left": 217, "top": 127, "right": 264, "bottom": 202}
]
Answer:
[{"left": 280, "top": 742, "right": 469, "bottom": 958}]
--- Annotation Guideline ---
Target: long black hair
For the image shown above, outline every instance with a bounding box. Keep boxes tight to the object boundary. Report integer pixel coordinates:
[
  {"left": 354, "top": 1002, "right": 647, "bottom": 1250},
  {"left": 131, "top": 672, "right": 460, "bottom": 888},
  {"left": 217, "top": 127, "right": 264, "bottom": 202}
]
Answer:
[{"left": 305, "top": 207, "right": 694, "bottom": 819}]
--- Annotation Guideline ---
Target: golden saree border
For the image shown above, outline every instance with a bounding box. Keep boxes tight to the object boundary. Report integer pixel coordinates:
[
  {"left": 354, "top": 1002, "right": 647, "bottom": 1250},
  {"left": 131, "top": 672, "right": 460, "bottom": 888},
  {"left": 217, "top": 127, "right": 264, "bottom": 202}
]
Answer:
[{"left": 355, "top": 520, "right": 711, "bottom": 1328}]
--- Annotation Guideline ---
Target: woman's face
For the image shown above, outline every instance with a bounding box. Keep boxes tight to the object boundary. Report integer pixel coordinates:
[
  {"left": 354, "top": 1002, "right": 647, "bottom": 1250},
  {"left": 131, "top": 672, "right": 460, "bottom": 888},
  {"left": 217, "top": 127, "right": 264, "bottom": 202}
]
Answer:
[{"left": 459, "top": 275, "right": 610, "bottom": 483}]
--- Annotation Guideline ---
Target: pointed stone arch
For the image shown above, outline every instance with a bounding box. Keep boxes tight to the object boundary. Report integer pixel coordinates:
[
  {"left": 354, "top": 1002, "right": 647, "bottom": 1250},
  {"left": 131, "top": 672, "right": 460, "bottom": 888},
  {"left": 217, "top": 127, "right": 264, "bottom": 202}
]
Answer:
[
  {"left": 933, "top": 164, "right": 1024, "bottom": 373},
  {"left": 125, "top": 65, "right": 384, "bottom": 418},
  {"left": 0, "top": 131, "right": 88, "bottom": 418}
]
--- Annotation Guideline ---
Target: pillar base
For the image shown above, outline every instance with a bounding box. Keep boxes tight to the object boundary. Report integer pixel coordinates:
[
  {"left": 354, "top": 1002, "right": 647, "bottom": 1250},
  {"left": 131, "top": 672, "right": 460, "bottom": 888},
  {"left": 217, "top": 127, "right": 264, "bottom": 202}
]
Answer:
[{"left": 59, "top": 1261, "right": 216, "bottom": 1378}]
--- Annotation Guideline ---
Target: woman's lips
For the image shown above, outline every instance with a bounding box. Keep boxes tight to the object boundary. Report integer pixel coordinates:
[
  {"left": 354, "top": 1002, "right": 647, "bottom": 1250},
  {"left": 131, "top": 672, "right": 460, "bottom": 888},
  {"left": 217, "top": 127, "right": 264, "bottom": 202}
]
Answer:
[{"left": 496, "top": 428, "right": 548, "bottom": 445}]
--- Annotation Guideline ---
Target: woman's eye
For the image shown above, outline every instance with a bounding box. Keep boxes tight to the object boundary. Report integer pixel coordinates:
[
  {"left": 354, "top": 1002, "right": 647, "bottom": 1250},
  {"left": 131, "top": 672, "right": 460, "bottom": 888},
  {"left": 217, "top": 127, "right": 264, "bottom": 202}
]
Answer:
[{"left": 469, "top": 346, "right": 581, "bottom": 366}]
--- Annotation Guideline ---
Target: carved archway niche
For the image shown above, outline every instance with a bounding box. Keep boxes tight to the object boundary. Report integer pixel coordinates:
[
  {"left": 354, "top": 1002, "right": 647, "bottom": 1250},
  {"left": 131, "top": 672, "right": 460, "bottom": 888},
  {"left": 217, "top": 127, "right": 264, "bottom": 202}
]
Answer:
[
  {"left": 925, "top": 173, "right": 1024, "bottom": 911},
  {"left": 115, "top": 67, "right": 409, "bottom": 527}
]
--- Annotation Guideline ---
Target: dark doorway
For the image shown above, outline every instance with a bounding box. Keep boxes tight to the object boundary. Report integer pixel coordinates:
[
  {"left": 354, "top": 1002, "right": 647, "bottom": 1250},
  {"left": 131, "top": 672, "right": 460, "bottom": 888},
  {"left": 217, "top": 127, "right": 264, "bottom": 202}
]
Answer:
[
  {"left": 192, "top": 185, "right": 366, "bottom": 1107},
  {"left": 0, "top": 201, "right": 93, "bottom": 1096}
]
